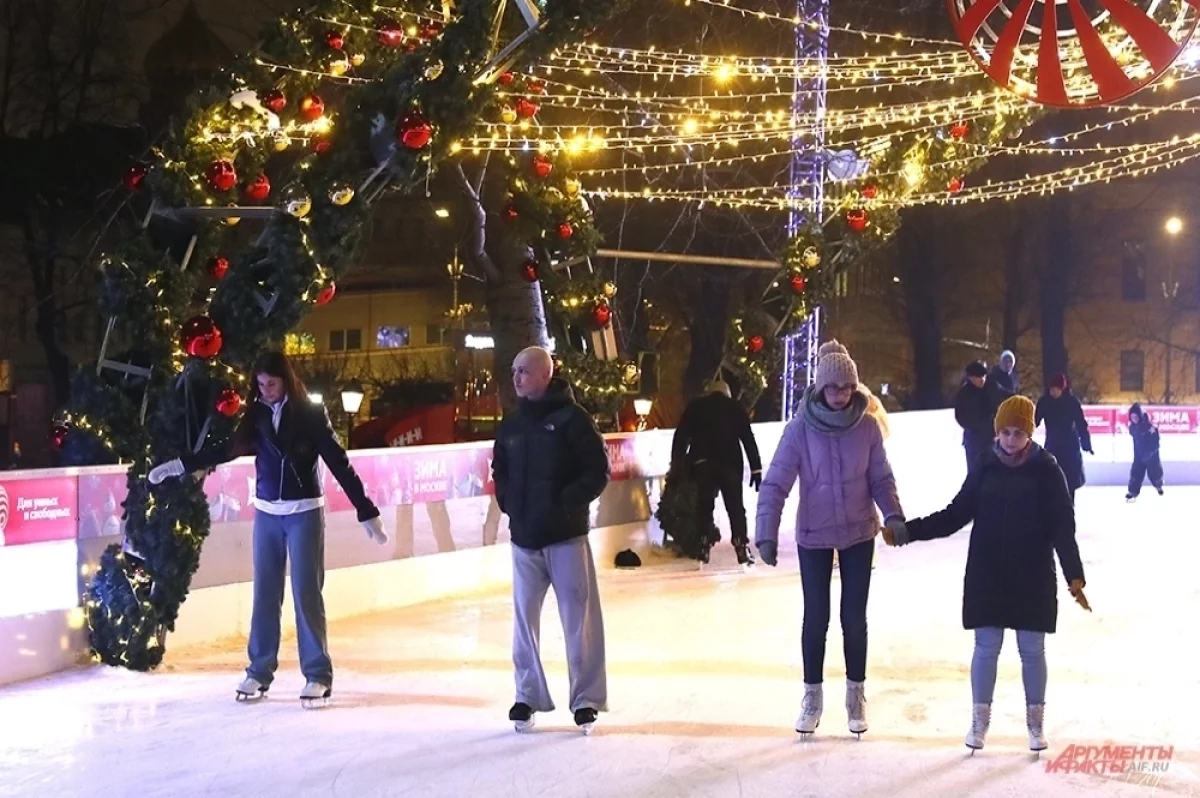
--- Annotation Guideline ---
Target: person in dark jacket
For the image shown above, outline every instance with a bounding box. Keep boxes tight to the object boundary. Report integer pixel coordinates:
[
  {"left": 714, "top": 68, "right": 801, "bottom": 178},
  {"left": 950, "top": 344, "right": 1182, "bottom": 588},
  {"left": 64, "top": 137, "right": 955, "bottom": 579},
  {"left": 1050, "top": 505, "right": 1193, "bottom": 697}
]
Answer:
[
  {"left": 493, "top": 346, "right": 610, "bottom": 734},
  {"left": 885, "top": 396, "right": 1088, "bottom": 754},
  {"left": 1126, "top": 403, "right": 1164, "bottom": 501},
  {"left": 149, "top": 352, "right": 387, "bottom": 707},
  {"left": 989, "top": 350, "right": 1020, "bottom": 396},
  {"left": 955, "top": 361, "right": 1002, "bottom": 471},
  {"left": 671, "top": 377, "right": 763, "bottom": 564},
  {"left": 1035, "top": 374, "right": 1093, "bottom": 504}
]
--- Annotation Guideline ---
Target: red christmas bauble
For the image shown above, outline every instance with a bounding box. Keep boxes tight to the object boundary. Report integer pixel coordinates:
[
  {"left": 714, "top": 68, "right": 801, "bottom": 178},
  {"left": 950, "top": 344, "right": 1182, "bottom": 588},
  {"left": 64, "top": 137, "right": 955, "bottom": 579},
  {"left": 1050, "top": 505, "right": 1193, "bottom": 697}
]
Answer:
[
  {"left": 790, "top": 273, "right": 807, "bottom": 294},
  {"left": 180, "top": 316, "right": 223, "bottom": 360},
  {"left": 949, "top": 120, "right": 970, "bottom": 140},
  {"left": 514, "top": 97, "right": 539, "bottom": 119},
  {"left": 591, "top": 302, "right": 613, "bottom": 327},
  {"left": 498, "top": 71, "right": 516, "bottom": 85},
  {"left": 947, "top": 176, "right": 965, "bottom": 194},
  {"left": 299, "top": 93, "right": 325, "bottom": 121},
  {"left": 405, "top": 39, "right": 420, "bottom": 53},
  {"left": 377, "top": 20, "right": 403, "bottom": 47},
  {"left": 263, "top": 89, "right": 287, "bottom": 114},
  {"left": 502, "top": 204, "right": 520, "bottom": 223},
  {"left": 397, "top": 111, "right": 433, "bottom": 150},
  {"left": 527, "top": 79, "right": 547, "bottom": 95},
  {"left": 50, "top": 424, "right": 68, "bottom": 450},
  {"left": 747, "top": 335, "right": 766, "bottom": 354},
  {"left": 208, "top": 256, "right": 230, "bottom": 280},
  {"left": 122, "top": 164, "right": 148, "bottom": 192},
  {"left": 207, "top": 160, "right": 237, "bottom": 192},
  {"left": 216, "top": 388, "right": 243, "bottom": 418},
  {"left": 243, "top": 174, "right": 271, "bottom": 203},
  {"left": 846, "top": 208, "right": 869, "bottom": 232},
  {"left": 557, "top": 222, "right": 574, "bottom": 240},
  {"left": 860, "top": 184, "right": 878, "bottom": 200},
  {"left": 531, "top": 153, "right": 553, "bottom": 179},
  {"left": 325, "top": 30, "right": 344, "bottom": 50},
  {"left": 520, "top": 260, "right": 539, "bottom": 283},
  {"left": 316, "top": 283, "right": 337, "bottom": 306},
  {"left": 311, "top": 136, "right": 331, "bottom": 154},
  {"left": 420, "top": 21, "right": 442, "bottom": 40}
]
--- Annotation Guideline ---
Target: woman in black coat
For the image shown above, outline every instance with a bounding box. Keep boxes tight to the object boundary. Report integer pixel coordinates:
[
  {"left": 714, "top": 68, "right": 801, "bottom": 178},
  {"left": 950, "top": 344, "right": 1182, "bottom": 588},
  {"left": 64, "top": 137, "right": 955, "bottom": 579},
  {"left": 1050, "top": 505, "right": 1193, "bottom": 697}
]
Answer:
[
  {"left": 1035, "top": 374, "right": 1092, "bottom": 503},
  {"left": 885, "top": 396, "right": 1088, "bottom": 754}
]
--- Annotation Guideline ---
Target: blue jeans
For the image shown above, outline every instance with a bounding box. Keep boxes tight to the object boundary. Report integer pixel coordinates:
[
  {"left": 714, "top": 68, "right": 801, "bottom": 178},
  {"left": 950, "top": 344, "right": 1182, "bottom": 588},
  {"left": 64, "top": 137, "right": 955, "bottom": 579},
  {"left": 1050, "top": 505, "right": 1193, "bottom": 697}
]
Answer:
[
  {"left": 971, "top": 627, "right": 1046, "bottom": 705},
  {"left": 247, "top": 509, "right": 331, "bottom": 687},
  {"left": 797, "top": 537, "right": 874, "bottom": 683}
]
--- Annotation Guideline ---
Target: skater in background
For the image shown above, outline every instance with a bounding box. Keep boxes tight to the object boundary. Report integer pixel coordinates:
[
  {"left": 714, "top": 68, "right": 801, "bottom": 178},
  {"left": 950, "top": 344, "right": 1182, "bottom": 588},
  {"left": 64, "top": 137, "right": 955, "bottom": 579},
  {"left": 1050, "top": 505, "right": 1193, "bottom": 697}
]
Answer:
[
  {"left": 990, "top": 350, "right": 1020, "bottom": 396},
  {"left": 883, "top": 396, "right": 1089, "bottom": 753},
  {"left": 1126, "top": 403, "right": 1164, "bottom": 501},
  {"left": 494, "top": 346, "right": 610, "bottom": 734},
  {"left": 149, "top": 352, "right": 388, "bottom": 708},
  {"left": 1035, "top": 374, "right": 1093, "bottom": 504},
  {"left": 955, "top": 361, "right": 1005, "bottom": 471},
  {"left": 670, "top": 376, "right": 763, "bottom": 564},
  {"left": 754, "top": 342, "right": 905, "bottom": 737}
]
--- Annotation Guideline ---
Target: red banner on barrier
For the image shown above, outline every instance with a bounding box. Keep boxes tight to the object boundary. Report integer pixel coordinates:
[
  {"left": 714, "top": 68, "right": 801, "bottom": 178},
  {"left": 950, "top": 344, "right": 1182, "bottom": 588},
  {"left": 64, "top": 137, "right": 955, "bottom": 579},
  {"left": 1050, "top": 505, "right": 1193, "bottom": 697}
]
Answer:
[
  {"left": 1116, "top": 405, "right": 1200, "bottom": 434},
  {"left": 1083, "top": 408, "right": 1117, "bottom": 436},
  {"left": 0, "top": 476, "right": 78, "bottom": 547}
]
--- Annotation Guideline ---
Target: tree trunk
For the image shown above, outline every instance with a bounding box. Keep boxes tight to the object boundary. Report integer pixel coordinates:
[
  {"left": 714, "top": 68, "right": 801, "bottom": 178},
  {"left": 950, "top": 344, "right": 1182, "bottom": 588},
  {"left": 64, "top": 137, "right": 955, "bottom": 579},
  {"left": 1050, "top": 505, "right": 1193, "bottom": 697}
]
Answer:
[
  {"left": 1000, "top": 204, "right": 1027, "bottom": 353},
  {"left": 1040, "top": 195, "right": 1071, "bottom": 387},
  {"left": 681, "top": 277, "right": 730, "bottom": 399},
  {"left": 24, "top": 204, "right": 72, "bottom": 405},
  {"left": 486, "top": 278, "right": 550, "bottom": 410},
  {"left": 896, "top": 206, "right": 945, "bottom": 409}
]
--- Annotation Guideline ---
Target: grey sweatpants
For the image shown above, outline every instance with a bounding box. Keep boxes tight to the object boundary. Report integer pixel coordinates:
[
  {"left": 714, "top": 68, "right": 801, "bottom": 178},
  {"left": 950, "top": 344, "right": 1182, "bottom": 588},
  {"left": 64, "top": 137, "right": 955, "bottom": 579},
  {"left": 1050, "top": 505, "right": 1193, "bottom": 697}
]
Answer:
[
  {"left": 247, "top": 509, "right": 331, "bottom": 687},
  {"left": 511, "top": 536, "right": 607, "bottom": 713}
]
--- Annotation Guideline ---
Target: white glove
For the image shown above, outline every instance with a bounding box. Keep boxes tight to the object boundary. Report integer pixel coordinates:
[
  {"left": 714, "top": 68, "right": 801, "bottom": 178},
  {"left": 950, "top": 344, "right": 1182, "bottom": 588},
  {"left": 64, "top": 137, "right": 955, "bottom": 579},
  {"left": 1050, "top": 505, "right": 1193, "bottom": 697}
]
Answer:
[
  {"left": 148, "top": 459, "right": 185, "bottom": 485},
  {"left": 362, "top": 516, "right": 390, "bottom": 545}
]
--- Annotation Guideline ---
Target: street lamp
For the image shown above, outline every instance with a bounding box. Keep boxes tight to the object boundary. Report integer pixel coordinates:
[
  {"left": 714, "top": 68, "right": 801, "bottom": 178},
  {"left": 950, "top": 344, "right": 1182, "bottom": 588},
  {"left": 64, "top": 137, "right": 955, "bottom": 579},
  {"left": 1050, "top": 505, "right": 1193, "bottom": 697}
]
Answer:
[
  {"left": 340, "top": 381, "right": 364, "bottom": 447},
  {"left": 1162, "top": 216, "right": 1184, "bottom": 404},
  {"left": 1165, "top": 216, "right": 1183, "bottom": 236},
  {"left": 633, "top": 397, "right": 653, "bottom": 431}
]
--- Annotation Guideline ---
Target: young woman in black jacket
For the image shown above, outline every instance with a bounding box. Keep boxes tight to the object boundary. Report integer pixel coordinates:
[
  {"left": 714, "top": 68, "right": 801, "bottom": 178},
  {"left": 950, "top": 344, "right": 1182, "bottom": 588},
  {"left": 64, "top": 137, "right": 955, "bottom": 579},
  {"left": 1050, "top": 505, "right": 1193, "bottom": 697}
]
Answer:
[
  {"left": 149, "top": 352, "right": 387, "bottom": 707},
  {"left": 1035, "top": 374, "right": 1093, "bottom": 504},
  {"left": 885, "top": 396, "right": 1089, "bottom": 753}
]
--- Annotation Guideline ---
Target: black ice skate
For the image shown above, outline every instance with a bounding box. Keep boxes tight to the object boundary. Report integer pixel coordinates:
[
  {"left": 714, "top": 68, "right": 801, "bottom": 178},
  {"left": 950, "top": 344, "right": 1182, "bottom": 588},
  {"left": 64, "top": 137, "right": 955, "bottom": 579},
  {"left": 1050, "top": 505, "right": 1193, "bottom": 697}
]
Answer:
[
  {"left": 509, "top": 702, "right": 535, "bottom": 732},
  {"left": 734, "top": 540, "right": 755, "bottom": 566},
  {"left": 235, "top": 676, "right": 268, "bottom": 702},
  {"left": 1157, "top": 486, "right": 1164, "bottom": 496},
  {"left": 574, "top": 708, "right": 598, "bottom": 735},
  {"left": 1126, "top": 493, "right": 1137, "bottom": 503},
  {"left": 300, "top": 681, "right": 332, "bottom": 709}
]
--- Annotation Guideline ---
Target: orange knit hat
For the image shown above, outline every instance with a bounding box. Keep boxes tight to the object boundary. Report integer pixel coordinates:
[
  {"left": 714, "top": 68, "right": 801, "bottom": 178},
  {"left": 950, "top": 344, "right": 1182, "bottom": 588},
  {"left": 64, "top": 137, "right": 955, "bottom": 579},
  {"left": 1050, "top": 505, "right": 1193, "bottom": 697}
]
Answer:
[{"left": 994, "top": 395, "right": 1036, "bottom": 437}]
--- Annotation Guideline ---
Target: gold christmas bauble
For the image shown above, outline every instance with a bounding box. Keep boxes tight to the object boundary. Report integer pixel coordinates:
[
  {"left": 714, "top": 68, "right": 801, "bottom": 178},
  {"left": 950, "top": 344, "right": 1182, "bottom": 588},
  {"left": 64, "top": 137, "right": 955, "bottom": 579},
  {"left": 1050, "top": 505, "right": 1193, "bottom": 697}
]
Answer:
[
  {"left": 329, "top": 59, "right": 349, "bottom": 77},
  {"left": 500, "top": 105, "right": 517, "bottom": 124},
  {"left": 350, "top": 53, "right": 366, "bottom": 67},
  {"left": 565, "top": 178, "right": 581, "bottom": 196},
  {"left": 280, "top": 185, "right": 312, "bottom": 218},
  {"left": 329, "top": 182, "right": 355, "bottom": 206},
  {"left": 272, "top": 130, "right": 291, "bottom": 151},
  {"left": 424, "top": 59, "right": 445, "bottom": 81},
  {"left": 602, "top": 282, "right": 617, "bottom": 298},
  {"left": 802, "top": 246, "right": 821, "bottom": 268}
]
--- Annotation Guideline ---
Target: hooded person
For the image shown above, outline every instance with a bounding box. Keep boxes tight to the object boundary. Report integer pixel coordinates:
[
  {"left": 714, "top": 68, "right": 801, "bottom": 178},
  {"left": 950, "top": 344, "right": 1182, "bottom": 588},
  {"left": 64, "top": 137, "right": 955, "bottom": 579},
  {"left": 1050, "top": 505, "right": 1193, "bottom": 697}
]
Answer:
[
  {"left": 671, "top": 374, "right": 763, "bottom": 564},
  {"left": 1126, "top": 402, "right": 1164, "bottom": 501},
  {"left": 989, "top": 350, "right": 1020, "bottom": 396},
  {"left": 754, "top": 340, "right": 905, "bottom": 738},
  {"left": 1035, "top": 374, "right": 1092, "bottom": 503}
]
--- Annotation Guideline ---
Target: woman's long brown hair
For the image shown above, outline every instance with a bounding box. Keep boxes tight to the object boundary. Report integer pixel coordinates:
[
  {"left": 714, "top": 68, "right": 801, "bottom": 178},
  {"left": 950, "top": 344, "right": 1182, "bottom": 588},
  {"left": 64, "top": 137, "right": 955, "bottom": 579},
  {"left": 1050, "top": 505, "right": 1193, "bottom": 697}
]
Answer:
[{"left": 232, "top": 351, "right": 312, "bottom": 453}]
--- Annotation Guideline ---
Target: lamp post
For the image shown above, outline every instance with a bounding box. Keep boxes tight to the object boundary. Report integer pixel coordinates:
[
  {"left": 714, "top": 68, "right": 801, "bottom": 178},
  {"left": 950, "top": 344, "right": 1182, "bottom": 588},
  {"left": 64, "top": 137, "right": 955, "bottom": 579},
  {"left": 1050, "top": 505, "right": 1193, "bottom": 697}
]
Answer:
[
  {"left": 340, "top": 381, "right": 364, "bottom": 448},
  {"left": 633, "top": 397, "right": 653, "bottom": 431},
  {"left": 1164, "top": 216, "right": 1183, "bottom": 404}
]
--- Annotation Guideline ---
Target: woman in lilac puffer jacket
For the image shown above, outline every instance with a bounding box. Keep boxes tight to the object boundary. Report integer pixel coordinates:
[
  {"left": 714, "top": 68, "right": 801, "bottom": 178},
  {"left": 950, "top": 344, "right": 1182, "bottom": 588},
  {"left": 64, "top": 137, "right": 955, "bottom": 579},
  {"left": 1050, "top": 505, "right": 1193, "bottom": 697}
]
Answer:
[{"left": 755, "top": 341, "right": 905, "bottom": 738}]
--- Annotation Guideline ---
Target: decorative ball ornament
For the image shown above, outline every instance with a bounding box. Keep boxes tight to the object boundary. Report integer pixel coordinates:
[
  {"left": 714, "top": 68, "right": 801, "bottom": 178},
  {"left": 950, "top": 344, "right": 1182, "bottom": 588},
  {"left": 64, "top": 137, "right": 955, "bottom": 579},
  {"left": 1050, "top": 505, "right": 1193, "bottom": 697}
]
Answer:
[
  {"left": 948, "top": 119, "right": 970, "bottom": 140},
  {"left": 531, "top": 153, "right": 553, "bottom": 179},
  {"left": 502, "top": 204, "right": 520, "bottom": 223},
  {"left": 215, "top": 388, "right": 243, "bottom": 418},
  {"left": 329, "top": 183, "right": 355, "bottom": 206},
  {"left": 802, "top": 246, "right": 821, "bottom": 268},
  {"left": 498, "top": 71, "right": 516, "bottom": 85},
  {"left": 789, "top": 273, "right": 807, "bottom": 295},
  {"left": 206, "top": 160, "right": 237, "bottom": 192},
  {"left": 280, "top": 185, "right": 312, "bottom": 218},
  {"left": 243, "top": 174, "right": 271, "bottom": 203},
  {"left": 602, "top": 281, "right": 617, "bottom": 298},
  {"left": 947, "top": 0, "right": 1200, "bottom": 108},
  {"left": 565, "top": 177, "right": 581, "bottom": 196},
  {"left": 514, "top": 97, "right": 539, "bottom": 119},
  {"left": 272, "top": 130, "right": 291, "bottom": 151},
  {"left": 180, "top": 316, "right": 223, "bottom": 360},
  {"left": 122, "top": 164, "right": 148, "bottom": 192},
  {"left": 50, "top": 424, "right": 69, "bottom": 450},
  {"left": 299, "top": 93, "right": 325, "bottom": 121},
  {"left": 557, "top": 222, "right": 574, "bottom": 240},
  {"left": 316, "top": 283, "right": 337, "bottom": 306},
  {"left": 310, "top": 136, "right": 332, "bottom": 154},
  {"left": 350, "top": 52, "right": 366, "bottom": 67},
  {"left": 520, "top": 260, "right": 540, "bottom": 282},
  {"left": 747, "top": 335, "right": 766, "bottom": 354},
  {"left": 424, "top": 59, "right": 445, "bottom": 80},
  {"left": 325, "top": 30, "right": 345, "bottom": 50},
  {"left": 405, "top": 39, "right": 420, "bottom": 53},
  {"left": 591, "top": 302, "right": 613, "bottom": 327},
  {"left": 948, "top": 176, "right": 965, "bottom": 194},
  {"left": 500, "top": 105, "right": 518, "bottom": 124},
  {"left": 846, "top": 208, "right": 869, "bottom": 232},
  {"left": 397, "top": 111, "right": 433, "bottom": 149},
  {"left": 527, "top": 79, "right": 547, "bottom": 95},
  {"left": 622, "top": 362, "right": 640, "bottom": 386},
  {"left": 420, "top": 21, "right": 442, "bottom": 40},
  {"left": 329, "top": 59, "right": 350, "bottom": 77},
  {"left": 377, "top": 20, "right": 404, "bottom": 46},
  {"left": 208, "top": 256, "right": 230, "bottom": 280},
  {"left": 263, "top": 89, "right": 286, "bottom": 113},
  {"left": 860, "top": 184, "right": 878, "bottom": 200}
]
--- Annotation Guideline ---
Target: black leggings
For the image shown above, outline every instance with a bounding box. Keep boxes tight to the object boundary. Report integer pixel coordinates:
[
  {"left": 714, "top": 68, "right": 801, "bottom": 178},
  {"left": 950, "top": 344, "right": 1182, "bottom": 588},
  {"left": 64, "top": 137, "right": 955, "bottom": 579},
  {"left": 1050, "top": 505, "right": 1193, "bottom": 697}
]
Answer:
[{"left": 797, "top": 537, "right": 875, "bottom": 684}]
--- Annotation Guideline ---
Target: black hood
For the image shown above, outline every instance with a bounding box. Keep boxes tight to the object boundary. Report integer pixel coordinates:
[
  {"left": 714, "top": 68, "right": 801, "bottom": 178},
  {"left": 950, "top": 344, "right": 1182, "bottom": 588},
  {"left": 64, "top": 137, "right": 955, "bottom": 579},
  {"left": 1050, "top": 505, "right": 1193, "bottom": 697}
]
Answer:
[
  {"left": 519, "top": 376, "right": 577, "bottom": 418},
  {"left": 1130, "top": 403, "right": 1149, "bottom": 426}
]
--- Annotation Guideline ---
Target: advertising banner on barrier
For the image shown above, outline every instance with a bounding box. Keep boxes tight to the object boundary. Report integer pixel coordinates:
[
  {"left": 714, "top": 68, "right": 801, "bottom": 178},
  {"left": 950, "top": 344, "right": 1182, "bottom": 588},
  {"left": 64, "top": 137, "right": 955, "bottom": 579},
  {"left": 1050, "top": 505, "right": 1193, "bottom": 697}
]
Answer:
[
  {"left": 1084, "top": 408, "right": 1118, "bottom": 436},
  {"left": 0, "top": 476, "right": 78, "bottom": 547},
  {"left": 1113, "top": 406, "right": 1200, "bottom": 435}
]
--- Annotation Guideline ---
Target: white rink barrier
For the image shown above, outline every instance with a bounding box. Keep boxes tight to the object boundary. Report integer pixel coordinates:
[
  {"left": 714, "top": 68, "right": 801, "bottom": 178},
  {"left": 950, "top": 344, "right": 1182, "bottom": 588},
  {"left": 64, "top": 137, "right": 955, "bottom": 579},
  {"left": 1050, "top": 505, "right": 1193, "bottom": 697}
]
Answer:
[{"left": 0, "top": 407, "right": 1191, "bottom": 686}]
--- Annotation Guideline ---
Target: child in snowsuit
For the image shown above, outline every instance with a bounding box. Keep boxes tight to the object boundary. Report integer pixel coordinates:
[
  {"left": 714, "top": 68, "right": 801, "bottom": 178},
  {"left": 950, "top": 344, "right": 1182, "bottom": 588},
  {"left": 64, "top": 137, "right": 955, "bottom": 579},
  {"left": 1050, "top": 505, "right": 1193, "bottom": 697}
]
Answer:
[
  {"left": 884, "top": 396, "right": 1089, "bottom": 753},
  {"left": 1126, "top": 403, "right": 1164, "bottom": 501}
]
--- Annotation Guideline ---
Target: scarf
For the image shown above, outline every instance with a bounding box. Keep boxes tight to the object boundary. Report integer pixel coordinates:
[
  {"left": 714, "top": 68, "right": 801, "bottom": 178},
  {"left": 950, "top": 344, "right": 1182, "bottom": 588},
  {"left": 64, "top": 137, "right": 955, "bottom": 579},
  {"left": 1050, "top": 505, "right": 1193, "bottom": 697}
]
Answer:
[
  {"left": 802, "top": 385, "right": 868, "bottom": 437},
  {"left": 994, "top": 440, "right": 1038, "bottom": 468}
]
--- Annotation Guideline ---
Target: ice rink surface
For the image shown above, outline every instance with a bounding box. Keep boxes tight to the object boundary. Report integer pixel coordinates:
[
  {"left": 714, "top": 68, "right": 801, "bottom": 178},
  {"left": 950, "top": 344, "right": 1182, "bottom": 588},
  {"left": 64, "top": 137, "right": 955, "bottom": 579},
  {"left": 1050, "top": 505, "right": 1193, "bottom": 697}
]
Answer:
[{"left": 1, "top": 486, "right": 1197, "bottom": 798}]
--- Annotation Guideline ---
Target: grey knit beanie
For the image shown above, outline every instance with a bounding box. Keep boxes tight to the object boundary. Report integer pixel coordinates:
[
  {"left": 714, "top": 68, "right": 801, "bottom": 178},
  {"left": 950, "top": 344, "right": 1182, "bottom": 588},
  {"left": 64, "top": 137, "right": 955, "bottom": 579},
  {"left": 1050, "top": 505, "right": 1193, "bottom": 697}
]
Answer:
[{"left": 813, "top": 341, "right": 859, "bottom": 390}]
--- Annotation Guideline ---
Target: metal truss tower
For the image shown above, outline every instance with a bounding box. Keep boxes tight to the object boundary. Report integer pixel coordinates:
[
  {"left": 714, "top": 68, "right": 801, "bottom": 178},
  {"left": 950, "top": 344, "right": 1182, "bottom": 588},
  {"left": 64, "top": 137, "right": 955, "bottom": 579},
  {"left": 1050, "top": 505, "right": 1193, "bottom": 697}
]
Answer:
[{"left": 781, "top": 0, "right": 829, "bottom": 420}]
